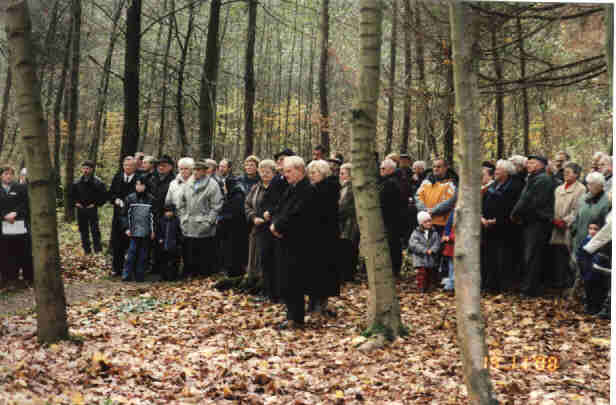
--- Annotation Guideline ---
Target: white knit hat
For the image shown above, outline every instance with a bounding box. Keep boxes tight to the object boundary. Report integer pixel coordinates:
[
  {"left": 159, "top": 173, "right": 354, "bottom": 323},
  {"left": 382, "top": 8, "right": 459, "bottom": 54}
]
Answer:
[{"left": 417, "top": 211, "right": 431, "bottom": 224}]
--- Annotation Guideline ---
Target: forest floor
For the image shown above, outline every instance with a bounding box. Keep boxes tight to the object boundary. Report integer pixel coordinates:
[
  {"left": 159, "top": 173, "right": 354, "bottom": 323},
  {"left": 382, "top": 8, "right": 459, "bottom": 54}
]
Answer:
[{"left": 0, "top": 207, "right": 610, "bottom": 404}]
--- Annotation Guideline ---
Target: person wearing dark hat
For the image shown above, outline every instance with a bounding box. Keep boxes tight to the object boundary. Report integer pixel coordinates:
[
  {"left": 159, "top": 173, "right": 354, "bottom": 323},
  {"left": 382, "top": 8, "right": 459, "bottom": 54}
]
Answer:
[
  {"left": 146, "top": 154, "right": 176, "bottom": 274},
  {"left": 69, "top": 160, "right": 108, "bottom": 254},
  {"left": 510, "top": 154, "right": 558, "bottom": 297}
]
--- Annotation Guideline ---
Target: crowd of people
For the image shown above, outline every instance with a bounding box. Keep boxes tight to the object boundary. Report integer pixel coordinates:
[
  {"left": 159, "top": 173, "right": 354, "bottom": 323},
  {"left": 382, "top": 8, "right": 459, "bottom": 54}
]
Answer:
[{"left": 0, "top": 146, "right": 612, "bottom": 327}]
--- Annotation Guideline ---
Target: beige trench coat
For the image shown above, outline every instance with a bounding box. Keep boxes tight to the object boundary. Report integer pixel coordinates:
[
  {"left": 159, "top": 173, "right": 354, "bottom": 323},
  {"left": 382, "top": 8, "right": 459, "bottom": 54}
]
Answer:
[{"left": 549, "top": 181, "right": 586, "bottom": 246}]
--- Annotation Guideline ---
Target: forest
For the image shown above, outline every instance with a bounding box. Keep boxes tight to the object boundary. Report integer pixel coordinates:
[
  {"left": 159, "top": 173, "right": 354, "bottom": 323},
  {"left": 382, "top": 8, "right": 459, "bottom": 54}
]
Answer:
[{"left": 0, "top": 1, "right": 613, "bottom": 404}]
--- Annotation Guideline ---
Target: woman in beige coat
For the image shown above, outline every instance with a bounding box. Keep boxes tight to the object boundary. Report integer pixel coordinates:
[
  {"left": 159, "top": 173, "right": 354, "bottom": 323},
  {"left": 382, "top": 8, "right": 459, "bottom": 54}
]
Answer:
[{"left": 549, "top": 162, "right": 586, "bottom": 288}]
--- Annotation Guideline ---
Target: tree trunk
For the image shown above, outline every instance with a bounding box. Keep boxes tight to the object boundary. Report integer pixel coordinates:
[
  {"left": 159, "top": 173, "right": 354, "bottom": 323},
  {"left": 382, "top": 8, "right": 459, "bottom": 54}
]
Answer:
[
  {"left": 352, "top": 0, "right": 403, "bottom": 343},
  {"left": 443, "top": 47, "right": 454, "bottom": 167},
  {"left": 53, "top": 19, "right": 72, "bottom": 180},
  {"left": 517, "top": 17, "right": 529, "bottom": 156},
  {"left": 199, "top": 0, "right": 221, "bottom": 159},
  {"left": 0, "top": 63, "right": 12, "bottom": 156},
  {"left": 605, "top": 5, "right": 613, "bottom": 154},
  {"left": 414, "top": 1, "right": 428, "bottom": 160},
  {"left": 491, "top": 25, "right": 504, "bottom": 159},
  {"left": 89, "top": 0, "right": 124, "bottom": 164},
  {"left": 400, "top": 0, "right": 411, "bottom": 155},
  {"left": 319, "top": 0, "right": 330, "bottom": 152},
  {"left": 5, "top": 0, "right": 69, "bottom": 343},
  {"left": 307, "top": 26, "right": 316, "bottom": 157},
  {"left": 243, "top": 0, "right": 257, "bottom": 158},
  {"left": 158, "top": 0, "right": 173, "bottom": 158},
  {"left": 121, "top": 0, "right": 142, "bottom": 162},
  {"left": 384, "top": 0, "right": 397, "bottom": 156},
  {"left": 63, "top": 0, "right": 81, "bottom": 224},
  {"left": 175, "top": 0, "right": 195, "bottom": 157},
  {"left": 449, "top": 3, "right": 497, "bottom": 404}
]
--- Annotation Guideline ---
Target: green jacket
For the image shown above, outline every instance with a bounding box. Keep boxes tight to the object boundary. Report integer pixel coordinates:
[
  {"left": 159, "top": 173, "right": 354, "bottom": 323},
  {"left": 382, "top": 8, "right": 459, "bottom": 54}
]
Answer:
[
  {"left": 511, "top": 169, "right": 557, "bottom": 224},
  {"left": 571, "top": 190, "right": 611, "bottom": 252}
]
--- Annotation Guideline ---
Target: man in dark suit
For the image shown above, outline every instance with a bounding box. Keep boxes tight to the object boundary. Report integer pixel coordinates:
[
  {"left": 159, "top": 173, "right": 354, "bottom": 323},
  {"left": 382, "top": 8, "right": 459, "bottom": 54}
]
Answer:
[{"left": 109, "top": 156, "right": 138, "bottom": 276}]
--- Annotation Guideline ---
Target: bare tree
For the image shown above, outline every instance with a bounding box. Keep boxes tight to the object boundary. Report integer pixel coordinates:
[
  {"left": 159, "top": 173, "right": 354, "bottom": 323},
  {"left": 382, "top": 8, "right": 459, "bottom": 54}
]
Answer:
[
  {"left": 449, "top": 2, "right": 497, "bottom": 404},
  {"left": 351, "top": 0, "right": 403, "bottom": 346},
  {"left": 384, "top": 0, "right": 397, "bottom": 155},
  {"left": 244, "top": 0, "right": 257, "bottom": 157},
  {"left": 121, "top": 0, "right": 142, "bottom": 162},
  {"left": 0, "top": 63, "right": 11, "bottom": 156},
  {"left": 5, "top": 0, "right": 69, "bottom": 343},
  {"left": 319, "top": 0, "right": 330, "bottom": 152}
]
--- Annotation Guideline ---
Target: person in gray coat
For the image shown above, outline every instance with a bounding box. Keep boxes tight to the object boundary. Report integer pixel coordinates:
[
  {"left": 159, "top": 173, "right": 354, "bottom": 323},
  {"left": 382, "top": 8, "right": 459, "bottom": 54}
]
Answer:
[
  {"left": 408, "top": 211, "right": 441, "bottom": 292},
  {"left": 177, "top": 160, "right": 224, "bottom": 277}
]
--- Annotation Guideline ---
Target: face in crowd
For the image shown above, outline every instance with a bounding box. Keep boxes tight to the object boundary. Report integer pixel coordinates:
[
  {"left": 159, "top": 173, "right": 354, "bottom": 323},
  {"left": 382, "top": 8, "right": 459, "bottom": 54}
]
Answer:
[
  {"left": 284, "top": 164, "right": 304, "bottom": 185},
  {"left": 432, "top": 160, "right": 447, "bottom": 179},
  {"left": 158, "top": 162, "right": 173, "bottom": 176},
  {"left": 123, "top": 159, "right": 137, "bottom": 176},
  {"left": 245, "top": 160, "right": 257, "bottom": 176}
]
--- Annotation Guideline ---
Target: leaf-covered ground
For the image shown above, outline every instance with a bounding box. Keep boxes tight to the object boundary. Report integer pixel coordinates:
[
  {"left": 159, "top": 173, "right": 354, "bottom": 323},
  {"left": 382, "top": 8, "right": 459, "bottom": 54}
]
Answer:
[{"left": 0, "top": 208, "right": 610, "bottom": 404}]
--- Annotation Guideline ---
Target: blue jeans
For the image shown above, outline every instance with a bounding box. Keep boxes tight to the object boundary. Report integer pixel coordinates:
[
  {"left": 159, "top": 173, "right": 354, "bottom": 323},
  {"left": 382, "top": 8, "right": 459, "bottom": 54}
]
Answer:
[
  {"left": 443, "top": 257, "right": 454, "bottom": 290},
  {"left": 123, "top": 238, "right": 149, "bottom": 282}
]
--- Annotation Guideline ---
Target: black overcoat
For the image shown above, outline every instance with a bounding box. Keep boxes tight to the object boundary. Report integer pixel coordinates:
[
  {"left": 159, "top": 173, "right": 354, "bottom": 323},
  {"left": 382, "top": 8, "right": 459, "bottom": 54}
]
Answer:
[
  {"left": 271, "top": 176, "right": 317, "bottom": 298},
  {"left": 306, "top": 175, "right": 341, "bottom": 298},
  {"left": 219, "top": 182, "right": 248, "bottom": 275},
  {"left": 109, "top": 171, "right": 137, "bottom": 249}
]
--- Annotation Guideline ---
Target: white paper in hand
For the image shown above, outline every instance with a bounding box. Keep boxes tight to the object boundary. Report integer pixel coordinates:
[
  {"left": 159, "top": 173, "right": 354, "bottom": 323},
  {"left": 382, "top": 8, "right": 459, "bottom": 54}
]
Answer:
[{"left": 2, "top": 220, "right": 27, "bottom": 235}]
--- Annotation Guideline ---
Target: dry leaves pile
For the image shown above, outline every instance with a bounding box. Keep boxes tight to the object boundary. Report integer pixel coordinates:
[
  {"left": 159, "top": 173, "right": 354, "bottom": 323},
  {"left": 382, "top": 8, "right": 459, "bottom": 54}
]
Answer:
[{"left": 0, "top": 269, "right": 610, "bottom": 405}]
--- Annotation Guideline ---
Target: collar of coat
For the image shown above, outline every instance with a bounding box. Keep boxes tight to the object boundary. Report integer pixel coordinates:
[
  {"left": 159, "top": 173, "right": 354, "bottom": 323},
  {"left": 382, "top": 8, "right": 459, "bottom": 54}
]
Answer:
[{"left": 586, "top": 190, "right": 605, "bottom": 204}]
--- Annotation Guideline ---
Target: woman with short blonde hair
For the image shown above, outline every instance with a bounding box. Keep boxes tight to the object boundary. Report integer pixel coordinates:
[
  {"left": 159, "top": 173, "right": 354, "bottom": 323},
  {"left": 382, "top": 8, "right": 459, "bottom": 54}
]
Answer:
[{"left": 239, "top": 155, "right": 261, "bottom": 193}]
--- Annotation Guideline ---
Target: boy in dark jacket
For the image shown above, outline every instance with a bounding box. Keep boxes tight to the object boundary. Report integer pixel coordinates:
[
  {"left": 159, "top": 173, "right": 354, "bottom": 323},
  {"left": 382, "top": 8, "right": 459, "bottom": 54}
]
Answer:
[
  {"left": 121, "top": 178, "right": 156, "bottom": 282},
  {"left": 158, "top": 204, "right": 182, "bottom": 281}
]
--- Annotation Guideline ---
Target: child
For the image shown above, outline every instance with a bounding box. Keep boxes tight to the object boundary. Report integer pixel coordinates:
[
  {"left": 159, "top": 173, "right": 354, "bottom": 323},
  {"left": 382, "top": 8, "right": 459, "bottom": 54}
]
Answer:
[
  {"left": 158, "top": 204, "right": 182, "bottom": 281},
  {"left": 408, "top": 211, "right": 441, "bottom": 292},
  {"left": 441, "top": 212, "right": 455, "bottom": 291},
  {"left": 122, "top": 178, "right": 156, "bottom": 282},
  {"left": 576, "top": 218, "right": 609, "bottom": 314}
]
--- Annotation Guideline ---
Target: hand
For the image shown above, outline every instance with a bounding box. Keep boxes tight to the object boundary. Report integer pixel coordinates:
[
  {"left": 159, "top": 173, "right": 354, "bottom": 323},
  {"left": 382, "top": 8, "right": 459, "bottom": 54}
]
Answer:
[
  {"left": 270, "top": 224, "right": 282, "bottom": 239},
  {"left": 125, "top": 230, "right": 131, "bottom": 237},
  {"left": 480, "top": 217, "right": 488, "bottom": 227},
  {"left": 427, "top": 249, "right": 432, "bottom": 255},
  {"left": 75, "top": 203, "right": 83, "bottom": 209},
  {"left": 4, "top": 212, "right": 17, "bottom": 224},
  {"left": 115, "top": 198, "right": 124, "bottom": 208},
  {"left": 263, "top": 211, "right": 271, "bottom": 221},
  {"left": 159, "top": 240, "right": 163, "bottom": 244},
  {"left": 150, "top": 231, "right": 155, "bottom": 240},
  {"left": 254, "top": 217, "right": 265, "bottom": 225},
  {"left": 441, "top": 236, "right": 449, "bottom": 243}
]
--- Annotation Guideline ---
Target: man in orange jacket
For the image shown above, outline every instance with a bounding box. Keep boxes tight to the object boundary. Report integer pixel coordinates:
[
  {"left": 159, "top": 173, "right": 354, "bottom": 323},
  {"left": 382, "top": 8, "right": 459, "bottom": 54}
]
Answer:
[{"left": 415, "top": 158, "right": 457, "bottom": 235}]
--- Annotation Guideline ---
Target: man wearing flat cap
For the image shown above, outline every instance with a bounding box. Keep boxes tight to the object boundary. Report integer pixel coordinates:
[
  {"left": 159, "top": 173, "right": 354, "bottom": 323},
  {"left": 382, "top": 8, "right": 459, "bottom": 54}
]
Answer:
[
  {"left": 69, "top": 160, "right": 108, "bottom": 254},
  {"left": 510, "top": 154, "right": 558, "bottom": 297}
]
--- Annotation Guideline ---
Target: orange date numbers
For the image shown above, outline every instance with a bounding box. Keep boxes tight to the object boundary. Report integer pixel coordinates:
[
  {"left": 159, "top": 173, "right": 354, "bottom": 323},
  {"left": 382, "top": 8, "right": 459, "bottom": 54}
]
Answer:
[{"left": 484, "top": 355, "right": 560, "bottom": 372}]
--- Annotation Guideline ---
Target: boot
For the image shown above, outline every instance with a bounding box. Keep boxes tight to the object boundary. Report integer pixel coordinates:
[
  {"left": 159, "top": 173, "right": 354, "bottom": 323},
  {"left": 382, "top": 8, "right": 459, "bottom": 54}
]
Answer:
[{"left": 597, "top": 290, "right": 610, "bottom": 320}]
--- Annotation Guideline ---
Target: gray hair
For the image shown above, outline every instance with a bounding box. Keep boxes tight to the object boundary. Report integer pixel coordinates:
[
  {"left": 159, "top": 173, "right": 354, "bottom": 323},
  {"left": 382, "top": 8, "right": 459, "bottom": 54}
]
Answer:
[
  {"left": 593, "top": 151, "right": 608, "bottom": 160},
  {"left": 258, "top": 159, "right": 277, "bottom": 172},
  {"left": 600, "top": 155, "right": 612, "bottom": 167},
  {"left": 381, "top": 158, "right": 396, "bottom": 170},
  {"left": 586, "top": 171, "right": 606, "bottom": 187},
  {"left": 307, "top": 159, "right": 331, "bottom": 177},
  {"left": 143, "top": 155, "right": 156, "bottom": 164},
  {"left": 413, "top": 160, "right": 426, "bottom": 170},
  {"left": 177, "top": 157, "right": 194, "bottom": 169},
  {"left": 495, "top": 159, "right": 515, "bottom": 175},
  {"left": 508, "top": 155, "right": 527, "bottom": 167},
  {"left": 340, "top": 163, "right": 353, "bottom": 176},
  {"left": 283, "top": 155, "right": 305, "bottom": 170},
  {"left": 204, "top": 159, "right": 217, "bottom": 169}
]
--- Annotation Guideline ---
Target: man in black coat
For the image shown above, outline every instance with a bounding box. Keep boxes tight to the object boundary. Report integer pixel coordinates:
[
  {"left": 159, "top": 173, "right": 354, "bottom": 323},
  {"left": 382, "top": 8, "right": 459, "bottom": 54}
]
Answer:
[
  {"left": 510, "top": 154, "right": 557, "bottom": 297},
  {"left": 379, "top": 158, "right": 405, "bottom": 278},
  {"left": 0, "top": 166, "right": 33, "bottom": 286},
  {"left": 69, "top": 160, "right": 108, "bottom": 254},
  {"left": 109, "top": 156, "right": 138, "bottom": 276},
  {"left": 270, "top": 156, "right": 317, "bottom": 329},
  {"left": 148, "top": 155, "right": 175, "bottom": 274}
]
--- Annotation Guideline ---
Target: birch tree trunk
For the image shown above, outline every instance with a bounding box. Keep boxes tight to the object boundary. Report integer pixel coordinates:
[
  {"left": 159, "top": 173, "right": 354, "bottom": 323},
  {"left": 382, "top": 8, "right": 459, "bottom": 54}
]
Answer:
[
  {"left": 5, "top": 0, "right": 68, "bottom": 343},
  {"left": 63, "top": 0, "right": 81, "bottom": 224},
  {"left": 352, "top": 0, "right": 403, "bottom": 344},
  {"left": 449, "top": 3, "right": 497, "bottom": 404}
]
